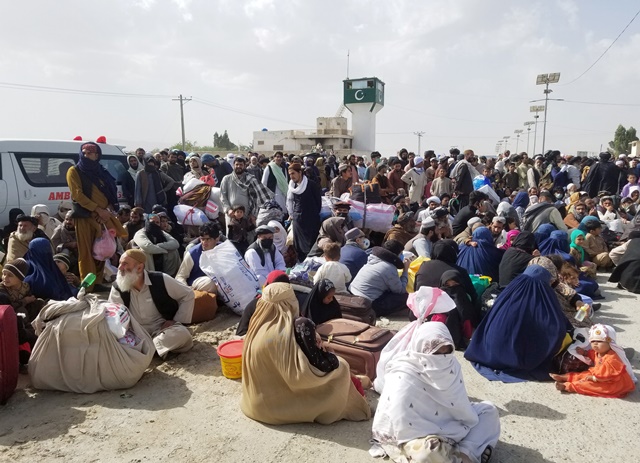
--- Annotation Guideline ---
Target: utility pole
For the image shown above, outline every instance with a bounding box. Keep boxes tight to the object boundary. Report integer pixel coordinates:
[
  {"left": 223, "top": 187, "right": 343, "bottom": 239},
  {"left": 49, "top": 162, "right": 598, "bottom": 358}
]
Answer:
[
  {"left": 173, "top": 94, "right": 192, "bottom": 151},
  {"left": 413, "top": 131, "right": 425, "bottom": 156}
]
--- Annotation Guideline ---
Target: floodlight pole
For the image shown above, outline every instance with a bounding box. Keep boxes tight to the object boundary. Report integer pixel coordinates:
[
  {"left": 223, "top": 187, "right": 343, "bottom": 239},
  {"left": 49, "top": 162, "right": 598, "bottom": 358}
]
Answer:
[
  {"left": 542, "top": 82, "right": 550, "bottom": 157},
  {"left": 413, "top": 131, "right": 425, "bottom": 156},
  {"left": 526, "top": 127, "right": 531, "bottom": 153}
]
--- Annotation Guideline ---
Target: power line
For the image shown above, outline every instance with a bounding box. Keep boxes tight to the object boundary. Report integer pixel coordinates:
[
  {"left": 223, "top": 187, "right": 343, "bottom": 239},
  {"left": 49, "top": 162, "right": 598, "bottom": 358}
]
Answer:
[
  {"left": 0, "top": 81, "right": 172, "bottom": 98},
  {"left": 561, "top": 99, "right": 640, "bottom": 107},
  {"left": 191, "top": 97, "right": 314, "bottom": 128},
  {"left": 562, "top": 7, "right": 640, "bottom": 86}
]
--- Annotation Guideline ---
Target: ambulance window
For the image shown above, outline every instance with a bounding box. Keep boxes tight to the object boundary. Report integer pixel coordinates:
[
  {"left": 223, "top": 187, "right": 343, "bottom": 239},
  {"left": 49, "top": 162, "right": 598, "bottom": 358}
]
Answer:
[
  {"left": 14, "top": 153, "right": 76, "bottom": 186},
  {"left": 14, "top": 153, "right": 127, "bottom": 187}
]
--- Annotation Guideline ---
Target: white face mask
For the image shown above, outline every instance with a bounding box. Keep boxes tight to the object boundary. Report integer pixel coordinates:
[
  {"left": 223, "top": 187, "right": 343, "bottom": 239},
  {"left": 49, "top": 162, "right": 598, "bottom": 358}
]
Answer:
[{"left": 360, "top": 238, "right": 370, "bottom": 249}]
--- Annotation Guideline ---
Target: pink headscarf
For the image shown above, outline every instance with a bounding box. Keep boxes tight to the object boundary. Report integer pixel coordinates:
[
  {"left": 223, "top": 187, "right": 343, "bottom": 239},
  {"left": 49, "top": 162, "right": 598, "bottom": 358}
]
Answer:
[{"left": 500, "top": 229, "right": 521, "bottom": 250}]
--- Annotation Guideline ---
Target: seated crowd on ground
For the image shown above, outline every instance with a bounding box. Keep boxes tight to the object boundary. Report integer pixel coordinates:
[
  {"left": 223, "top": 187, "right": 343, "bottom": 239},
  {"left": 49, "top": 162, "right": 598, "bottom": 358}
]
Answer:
[{"left": 1, "top": 144, "right": 639, "bottom": 461}]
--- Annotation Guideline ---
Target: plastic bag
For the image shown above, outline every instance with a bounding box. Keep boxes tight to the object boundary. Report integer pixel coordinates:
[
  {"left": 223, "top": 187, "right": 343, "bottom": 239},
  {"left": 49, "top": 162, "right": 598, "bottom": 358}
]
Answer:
[
  {"left": 118, "top": 329, "right": 141, "bottom": 348},
  {"left": 199, "top": 240, "right": 260, "bottom": 315},
  {"left": 476, "top": 184, "right": 500, "bottom": 205},
  {"left": 347, "top": 199, "right": 395, "bottom": 233},
  {"left": 103, "top": 302, "right": 131, "bottom": 338},
  {"left": 174, "top": 204, "right": 209, "bottom": 226},
  {"left": 92, "top": 225, "right": 117, "bottom": 261}
]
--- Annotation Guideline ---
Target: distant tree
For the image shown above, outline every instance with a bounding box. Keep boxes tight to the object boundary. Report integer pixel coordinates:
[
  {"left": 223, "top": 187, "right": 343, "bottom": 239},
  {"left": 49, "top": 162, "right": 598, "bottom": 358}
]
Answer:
[
  {"left": 213, "top": 130, "right": 238, "bottom": 151},
  {"left": 609, "top": 124, "right": 638, "bottom": 155}
]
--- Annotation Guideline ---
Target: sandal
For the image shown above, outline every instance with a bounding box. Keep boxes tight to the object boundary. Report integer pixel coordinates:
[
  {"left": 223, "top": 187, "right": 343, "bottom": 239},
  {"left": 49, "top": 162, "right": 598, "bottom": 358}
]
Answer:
[{"left": 481, "top": 445, "right": 493, "bottom": 463}]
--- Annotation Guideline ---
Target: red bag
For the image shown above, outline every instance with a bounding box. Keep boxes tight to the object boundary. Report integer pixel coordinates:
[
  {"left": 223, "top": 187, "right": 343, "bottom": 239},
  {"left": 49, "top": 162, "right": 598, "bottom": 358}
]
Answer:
[
  {"left": 200, "top": 174, "right": 216, "bottom": 187},
  {"left": 0, "top": 305, "right": 19, "bottom": 405}
]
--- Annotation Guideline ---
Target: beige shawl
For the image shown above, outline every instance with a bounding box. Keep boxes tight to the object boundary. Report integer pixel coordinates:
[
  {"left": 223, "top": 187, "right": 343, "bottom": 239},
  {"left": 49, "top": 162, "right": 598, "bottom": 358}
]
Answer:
[{"left": 240, "top": 282, "right": 371, "bottom": 425}]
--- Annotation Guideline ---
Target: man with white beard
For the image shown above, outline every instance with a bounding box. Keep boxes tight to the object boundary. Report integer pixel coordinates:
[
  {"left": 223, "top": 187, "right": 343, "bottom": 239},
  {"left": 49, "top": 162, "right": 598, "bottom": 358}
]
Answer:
[
  {"left": 6, "top": 215, "right": 50, "bottom": 261},
  {"left": 109, "top": 249, "right": 194, "bottom": 358}
]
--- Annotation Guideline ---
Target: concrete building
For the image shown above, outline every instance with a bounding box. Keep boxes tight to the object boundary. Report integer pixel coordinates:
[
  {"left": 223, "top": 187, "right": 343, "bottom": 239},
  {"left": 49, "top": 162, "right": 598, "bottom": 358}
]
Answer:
[{"left": 253, "top": 117, "right": 353, "bottom": 157}]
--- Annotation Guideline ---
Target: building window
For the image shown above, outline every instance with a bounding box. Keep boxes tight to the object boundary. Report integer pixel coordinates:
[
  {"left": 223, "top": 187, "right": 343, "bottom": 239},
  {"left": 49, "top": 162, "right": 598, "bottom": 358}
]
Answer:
[
  {"left": 273, "top": 145, "right": 284, "bottom": 150},
  {"left": 257, "top": 140, "right": 264, "bottom": 145}
]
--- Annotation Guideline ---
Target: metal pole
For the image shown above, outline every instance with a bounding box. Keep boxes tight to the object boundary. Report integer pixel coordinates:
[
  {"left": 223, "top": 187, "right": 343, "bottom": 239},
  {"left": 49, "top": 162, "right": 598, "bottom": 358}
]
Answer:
[
  {"left": 526, "top": 128, "right": 531, "bottom": 154},
  {"left": 533, "top": 115, "right": 539, "bottom": 156},
  {"left": 541, "top": 83, "right": 549, "bottom": 156},
  {"left": 179, "top": 94, "right": 186, "bottom": 151},
  {"left": 173, "top": 94, "right": 192, "bottom": 151},
  {"left": 515, "top": 135, "right": 520, "bottom": 152}
]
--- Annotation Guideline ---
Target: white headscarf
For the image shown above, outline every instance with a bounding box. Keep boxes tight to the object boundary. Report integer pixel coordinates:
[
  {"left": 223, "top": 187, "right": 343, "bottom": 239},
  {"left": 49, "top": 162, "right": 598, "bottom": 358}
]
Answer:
[
  {"left": 374, "top": 287, "right": 456, "bottom": 393},
  {"left": 589, "top": 324, "right": 637, "bottom": 383},
  {"left": 268, "top": 220, "right": 288, "bottom": 253},
  {"left": 372, "top": 322, "right": 479, "bottom": 446}
]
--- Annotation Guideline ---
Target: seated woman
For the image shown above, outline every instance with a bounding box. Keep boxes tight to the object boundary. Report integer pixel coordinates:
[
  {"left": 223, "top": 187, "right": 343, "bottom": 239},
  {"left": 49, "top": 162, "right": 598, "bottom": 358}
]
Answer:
[
  {"left": 301, "top": 279, "right": 342, "bottom": 325},
  {"left": 24, "top": 238, "right": 76, "bottom": 301},
  {"left": 0, "top": 259, "right": 40, "bottom": 365},
  {"left": 456, "top": 227, "right": 504, "bottom": 281},
  {"left": 609, "top": 230, "right": 640, "bottom": 294},
  {"left": 498, "top": 231, "right": 537, "bottom": 288},
  {"left": 240, "top": 281, "right": 371, "bottom": 425},
  {"left": 533, "top": 223, "right": 556, "bottom": 248},
  {"left": 438, "top": 270, "right": 478, "bottom": 349},
  {"left": 414, "top": 239, "right": 480, "bottom": 313},
  {"left": 464, "top": 264, "right": 573, "bottom": 382},
  {"left": 538, "top": 230, "right": 572, "bottom": 261},
  {"left": 372, "top": 322, "right": 500, "bottom": 463}
]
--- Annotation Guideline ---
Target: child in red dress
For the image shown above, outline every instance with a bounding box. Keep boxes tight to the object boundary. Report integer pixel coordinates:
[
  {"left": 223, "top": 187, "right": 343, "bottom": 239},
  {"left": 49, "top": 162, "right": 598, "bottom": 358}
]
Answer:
[{"left": 550, "top": 324, "right": 636, "bottom": 398}]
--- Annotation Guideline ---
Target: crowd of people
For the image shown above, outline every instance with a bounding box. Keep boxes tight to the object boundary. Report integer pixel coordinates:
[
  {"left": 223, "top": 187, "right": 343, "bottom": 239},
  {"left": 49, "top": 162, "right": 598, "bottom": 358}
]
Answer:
[{"left": 1, "top": 142, "right": 639, "bottom": 462}]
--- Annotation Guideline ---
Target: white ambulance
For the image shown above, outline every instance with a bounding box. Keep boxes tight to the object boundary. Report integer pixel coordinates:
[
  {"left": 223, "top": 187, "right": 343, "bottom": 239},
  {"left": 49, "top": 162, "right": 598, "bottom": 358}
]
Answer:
[{"left": 0, "top": 139, "right": 129, "bottom": 227}]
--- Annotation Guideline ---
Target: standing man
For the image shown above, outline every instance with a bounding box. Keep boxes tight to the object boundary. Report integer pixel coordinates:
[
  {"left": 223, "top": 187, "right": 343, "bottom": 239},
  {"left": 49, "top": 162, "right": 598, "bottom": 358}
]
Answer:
[
  {"left": 451, "top": 149, "right": 478, "bottom": 209},
  {"left": 66, "top": 142, "right": 126, "bottom": 291},
  {"left": 220, "top": 156, "right": 273, "bottom": 224},
  {"left": 364, "top": 151, "right": 382, "bottom": 181},
  {"left": 387, "top": 158, "right": 407, "bottom": 195},
  {"left": 109, "top": 249, "right": 194, "bottom": 358},
  {"left": 401, "top": 156, "right": 427, "bottom": 207},
  {"left": 161, "top": 150, "right": 185, "bottom": 185},
  {"left": 261, "top": 151, "right": 289, "bottom": 212},
  {"left": 246, "top": 155, "right": 263, "bottom": 180},
  {"left": 287, "top": 163, "right": 322, "bottom": 261},
  {"left": 134, "top": 155, "right": 176, "bottom": 213}
]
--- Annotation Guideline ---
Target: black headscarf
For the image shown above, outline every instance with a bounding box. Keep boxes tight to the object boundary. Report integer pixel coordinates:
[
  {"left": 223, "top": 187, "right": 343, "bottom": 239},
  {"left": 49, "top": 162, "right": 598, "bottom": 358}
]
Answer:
[
  {"left": 144, "top": 220, "right": 166, "bottom": 272},
  {"left": 300, "top": 279, "right": 342, "bottom": 325},
  {"left": 293, "top": 317, "right": 339, "bottom": 373},
  {"left": 431, "top": 239, "right": 459, "bottom": 264},
  {"left": 76, "top": 142, "right": 118, "bottom": 207},
  {"left": 498, "top": 231, "right": 537, "bottom": 288}
]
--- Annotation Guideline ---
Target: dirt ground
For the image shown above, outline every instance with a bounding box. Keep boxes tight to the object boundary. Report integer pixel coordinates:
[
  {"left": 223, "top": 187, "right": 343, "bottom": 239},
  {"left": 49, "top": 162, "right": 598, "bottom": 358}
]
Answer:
[{"left": 1, "top": 275, "right": 638, "bottom": 463}]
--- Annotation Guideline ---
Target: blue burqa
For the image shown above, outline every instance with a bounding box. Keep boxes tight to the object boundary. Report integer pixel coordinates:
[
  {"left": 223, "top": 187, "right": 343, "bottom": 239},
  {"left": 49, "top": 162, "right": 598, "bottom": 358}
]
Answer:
[
  {"left": 464, "top": 265, "right": 572, "bottom": 382},
  {"left": 456, "top": 227, "right": 504, "bottom": 281},
  {"left": 24, "top": 238, "right": 76, "bottom": 300},
  {"left": 538, "top": 230, "right": 573, "bottom": 261},
  {"left": 533, "top": 223, "right": 556, "bottom": 247}
]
